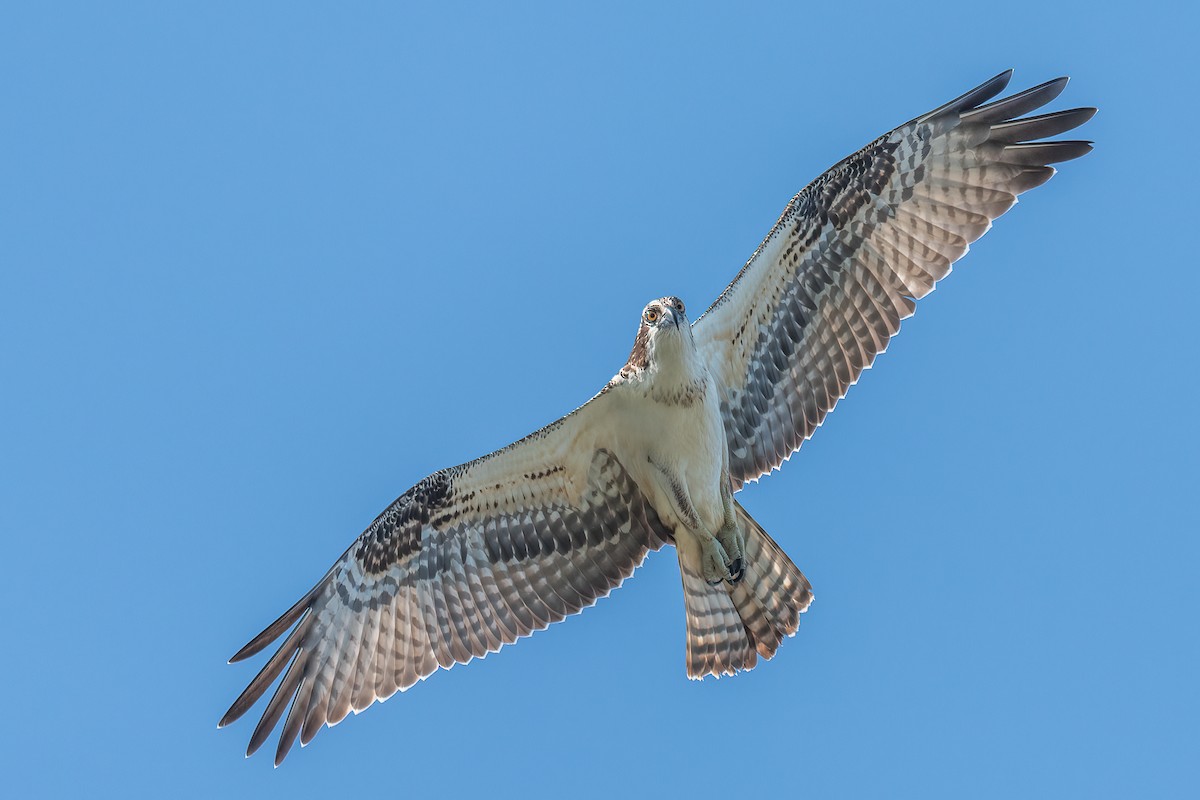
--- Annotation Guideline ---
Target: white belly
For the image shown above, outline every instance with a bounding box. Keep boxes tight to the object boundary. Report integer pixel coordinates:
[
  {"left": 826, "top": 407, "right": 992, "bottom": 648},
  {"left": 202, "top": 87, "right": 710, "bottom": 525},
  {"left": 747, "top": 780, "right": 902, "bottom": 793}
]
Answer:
[{"left": 607, "top": 373, "right": 728, "bottom": 535}]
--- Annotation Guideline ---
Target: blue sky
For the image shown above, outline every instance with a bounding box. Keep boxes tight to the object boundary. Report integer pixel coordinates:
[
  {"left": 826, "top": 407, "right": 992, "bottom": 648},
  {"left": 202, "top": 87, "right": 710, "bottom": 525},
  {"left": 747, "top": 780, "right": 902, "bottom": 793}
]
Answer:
[{"left": 3, "top": 2, "right": 1196, "bottom": 797}]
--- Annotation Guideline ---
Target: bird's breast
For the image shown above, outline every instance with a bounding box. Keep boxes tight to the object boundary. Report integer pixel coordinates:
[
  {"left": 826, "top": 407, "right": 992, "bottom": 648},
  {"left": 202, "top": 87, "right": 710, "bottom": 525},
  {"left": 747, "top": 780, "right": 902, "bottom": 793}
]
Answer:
[{"left": 612, "top": 372, "right": 729, "bottom": 534}]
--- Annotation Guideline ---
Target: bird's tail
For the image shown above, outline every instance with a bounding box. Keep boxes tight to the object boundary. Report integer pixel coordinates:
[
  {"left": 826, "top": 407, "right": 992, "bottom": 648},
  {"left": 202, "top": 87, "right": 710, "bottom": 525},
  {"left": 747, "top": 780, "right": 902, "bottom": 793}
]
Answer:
[{"left": 677, "top": 500, "right": 813, "bottom": 679}]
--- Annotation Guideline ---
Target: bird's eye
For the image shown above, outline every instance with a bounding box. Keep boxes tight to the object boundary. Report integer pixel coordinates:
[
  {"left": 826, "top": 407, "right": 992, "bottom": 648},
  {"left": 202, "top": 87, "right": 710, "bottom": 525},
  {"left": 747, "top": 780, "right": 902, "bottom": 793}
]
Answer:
[
  {"left": 673, "top": 299, "right": 685, "bottom": 313},
  {"left": 645, "top": 308, "right": 660, "bottom": 323}
]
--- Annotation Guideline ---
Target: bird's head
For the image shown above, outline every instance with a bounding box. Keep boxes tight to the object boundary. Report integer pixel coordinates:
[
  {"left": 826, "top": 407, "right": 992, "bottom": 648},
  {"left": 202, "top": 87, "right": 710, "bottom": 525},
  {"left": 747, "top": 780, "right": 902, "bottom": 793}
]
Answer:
[{"left": 624, "top": 296, "right": 692, "bottom": 373}]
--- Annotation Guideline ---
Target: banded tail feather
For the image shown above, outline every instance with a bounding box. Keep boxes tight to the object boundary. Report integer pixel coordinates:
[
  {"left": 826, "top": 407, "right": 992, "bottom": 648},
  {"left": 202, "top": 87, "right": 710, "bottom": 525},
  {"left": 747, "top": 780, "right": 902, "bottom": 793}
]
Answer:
[{"left": 679, "top": 501, "right": 813, "bottom": 679}]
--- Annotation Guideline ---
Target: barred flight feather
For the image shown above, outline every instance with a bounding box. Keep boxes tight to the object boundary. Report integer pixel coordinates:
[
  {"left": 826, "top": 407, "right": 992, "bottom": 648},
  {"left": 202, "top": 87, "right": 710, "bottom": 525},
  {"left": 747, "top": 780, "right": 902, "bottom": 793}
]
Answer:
[
  {"left": 695, "top": 71, "right": 1094, "bottom": 487},
  {"left": 221, "top": 427, "right": 675, "bottom": 765}
]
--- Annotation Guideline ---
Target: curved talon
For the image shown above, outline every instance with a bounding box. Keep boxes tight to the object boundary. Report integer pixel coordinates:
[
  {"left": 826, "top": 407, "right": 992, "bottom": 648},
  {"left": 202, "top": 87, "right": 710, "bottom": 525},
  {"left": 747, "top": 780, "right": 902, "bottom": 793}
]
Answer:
[{"left": 715, "top": 520, "right": 746, "bottom": 586}]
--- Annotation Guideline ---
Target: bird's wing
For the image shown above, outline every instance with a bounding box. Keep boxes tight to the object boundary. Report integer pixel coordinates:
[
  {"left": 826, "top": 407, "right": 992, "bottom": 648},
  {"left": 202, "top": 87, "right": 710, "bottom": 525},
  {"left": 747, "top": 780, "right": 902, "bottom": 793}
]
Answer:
[
  {"left": 693, "top": 71, "right": 1094, "bottom": 487},
  {"left": 219, "top": 390, "right": 673, "bottom": 764}
]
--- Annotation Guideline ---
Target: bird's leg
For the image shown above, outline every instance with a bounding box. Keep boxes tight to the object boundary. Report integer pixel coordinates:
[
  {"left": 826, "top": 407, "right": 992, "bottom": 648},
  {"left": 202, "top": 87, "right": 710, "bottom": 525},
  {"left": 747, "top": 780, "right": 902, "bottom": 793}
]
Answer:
[
  {"left": 649, "top": 456, "right": 731, "bottom": 585},
  {"left": 714, "top": 477, "right": 745, "bottom": 584}
]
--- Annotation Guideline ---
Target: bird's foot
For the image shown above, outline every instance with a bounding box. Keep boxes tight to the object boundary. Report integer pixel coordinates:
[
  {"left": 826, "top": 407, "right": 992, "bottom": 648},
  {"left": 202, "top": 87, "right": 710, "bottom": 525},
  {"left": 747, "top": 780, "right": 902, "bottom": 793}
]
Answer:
[
  {"left": 699, "top": 536, "right": 732, "bottom": 585},
  {"left": 716, "top": 521, "right": 745, "bottom": 585}
]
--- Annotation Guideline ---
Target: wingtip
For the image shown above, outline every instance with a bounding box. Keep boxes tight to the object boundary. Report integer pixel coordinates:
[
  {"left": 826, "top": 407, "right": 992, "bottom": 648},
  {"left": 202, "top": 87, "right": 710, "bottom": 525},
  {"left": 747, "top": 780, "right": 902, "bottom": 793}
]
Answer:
[
  {"left": 246, "top": 738, "right": 265, "bottom": 759},
  {"left": 228, "top": 643, "right": 255, "bottom": 664},
  {"left": 1031, "top": 76, "right": 1071, "bottom": 105},
  {"left": 976, "top": 69, "right": 1015, "bottom": 102},
  {"left": 919, "top": 69, "right": 1016, "bottom": 123},
  {"left": 1059, "top": 140, "right": 1095, "bottom": 161},
  {"left": 962, "top": 75, "right": 1083, "bottom": 126},
  {"left": 217, "top": 700, "right": 242, "bottom": 729}
]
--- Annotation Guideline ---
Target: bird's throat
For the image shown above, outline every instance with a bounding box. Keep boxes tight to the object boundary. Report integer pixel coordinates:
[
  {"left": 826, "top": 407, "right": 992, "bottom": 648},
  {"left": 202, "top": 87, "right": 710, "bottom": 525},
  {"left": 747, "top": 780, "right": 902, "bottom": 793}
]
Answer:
[{"left": 645, "top": 331, "right": 708, "bottom": 406}]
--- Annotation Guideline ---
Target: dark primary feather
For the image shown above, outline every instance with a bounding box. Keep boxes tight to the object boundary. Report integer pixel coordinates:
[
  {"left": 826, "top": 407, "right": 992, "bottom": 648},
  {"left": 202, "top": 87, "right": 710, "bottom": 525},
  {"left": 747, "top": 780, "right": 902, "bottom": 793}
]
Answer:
[
  {"left": 988, "top": 108, "right": 1097, "bottom": 142},
  {"left": 918, "top": 68, "right": 1013, "bottom": 119},
  {"left": 694, "top": 71, "right": 1094, "bottom": 487},
  {"left": 961, "top": 77, "right": 1070, "bottom": 124}
]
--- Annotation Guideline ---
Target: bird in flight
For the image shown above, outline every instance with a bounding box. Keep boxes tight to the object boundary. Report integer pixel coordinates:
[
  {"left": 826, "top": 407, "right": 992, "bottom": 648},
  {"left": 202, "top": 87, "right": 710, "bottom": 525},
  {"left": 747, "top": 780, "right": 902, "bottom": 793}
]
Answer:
[{"left": 221, "top": 70, "right": 1094, "bottom": 764}]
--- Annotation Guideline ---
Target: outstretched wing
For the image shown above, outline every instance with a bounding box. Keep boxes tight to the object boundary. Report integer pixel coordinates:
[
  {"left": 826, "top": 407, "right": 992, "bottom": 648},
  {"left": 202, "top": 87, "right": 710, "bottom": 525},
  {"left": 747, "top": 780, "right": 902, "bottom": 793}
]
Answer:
[
  {"left": 694, "top": 71, "right": 1094, "bottom": 487},
  {"left": 219, "top": 394, "right": 673, "bottom": 764}
]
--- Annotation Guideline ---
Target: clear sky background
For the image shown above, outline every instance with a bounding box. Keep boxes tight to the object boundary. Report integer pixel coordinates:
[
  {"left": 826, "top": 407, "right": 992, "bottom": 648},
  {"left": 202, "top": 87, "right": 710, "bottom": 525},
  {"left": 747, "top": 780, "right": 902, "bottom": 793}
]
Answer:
[{"left": 3, "top": 2, "right": 1196, "bottom": 797}]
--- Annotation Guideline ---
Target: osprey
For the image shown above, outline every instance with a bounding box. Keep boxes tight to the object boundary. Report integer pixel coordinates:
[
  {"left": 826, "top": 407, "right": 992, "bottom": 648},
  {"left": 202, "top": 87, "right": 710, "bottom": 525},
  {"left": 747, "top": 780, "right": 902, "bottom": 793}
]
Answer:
[{"left": 221, "top": 71, "right": 1094, "bottom": 763}]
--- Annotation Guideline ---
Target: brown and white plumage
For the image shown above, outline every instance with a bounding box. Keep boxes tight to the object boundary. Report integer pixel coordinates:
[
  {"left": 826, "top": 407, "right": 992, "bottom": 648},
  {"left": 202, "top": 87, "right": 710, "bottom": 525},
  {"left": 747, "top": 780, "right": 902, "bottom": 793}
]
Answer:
[{"left": 221, "top": 71, "right": 1092, "bottom": 764}]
